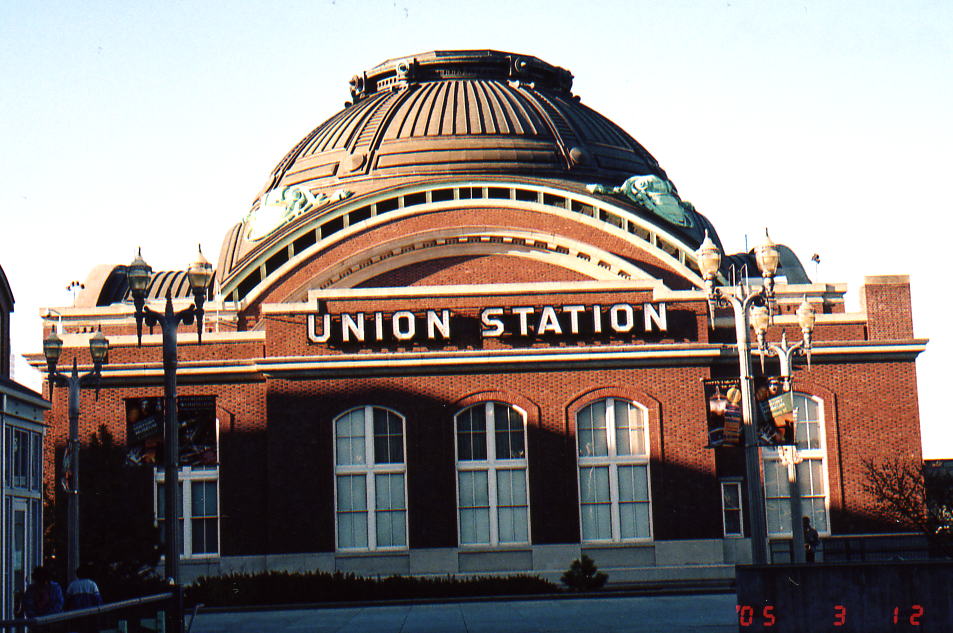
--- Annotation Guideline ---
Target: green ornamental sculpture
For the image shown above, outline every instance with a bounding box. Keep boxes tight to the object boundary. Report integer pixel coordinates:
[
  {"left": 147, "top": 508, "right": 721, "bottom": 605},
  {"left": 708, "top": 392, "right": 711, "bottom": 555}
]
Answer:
[{"left": 587, "top": 175, "right": 695, "bottom": 228}]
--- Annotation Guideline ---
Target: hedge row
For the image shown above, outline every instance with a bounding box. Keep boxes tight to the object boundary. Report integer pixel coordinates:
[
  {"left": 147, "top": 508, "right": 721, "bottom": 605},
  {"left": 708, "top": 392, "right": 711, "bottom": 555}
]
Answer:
[{"left": 185, "top": 571, "right": 561, "bottom": 607}]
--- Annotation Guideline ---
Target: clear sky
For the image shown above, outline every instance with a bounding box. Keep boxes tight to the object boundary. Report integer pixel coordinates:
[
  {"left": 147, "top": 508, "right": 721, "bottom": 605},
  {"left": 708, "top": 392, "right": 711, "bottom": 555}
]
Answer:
[{"left": 2, "top": 1, "right": 950, "bottom": 456}]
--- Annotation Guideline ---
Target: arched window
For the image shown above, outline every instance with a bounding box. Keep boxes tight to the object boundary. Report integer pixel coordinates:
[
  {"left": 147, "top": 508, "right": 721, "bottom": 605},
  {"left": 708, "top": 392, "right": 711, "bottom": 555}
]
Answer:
[
  {"left": 762, "top": 393, "right": 829, "bottom": 535},
  {"left": 334, "top": 406, "right": 407, "bottom": 551},
  {"left": 455, "top": 402, "right": 529, "bottom": 545},
  {"left": 576, "top": 398, "right": 651, "bottom": 542}
]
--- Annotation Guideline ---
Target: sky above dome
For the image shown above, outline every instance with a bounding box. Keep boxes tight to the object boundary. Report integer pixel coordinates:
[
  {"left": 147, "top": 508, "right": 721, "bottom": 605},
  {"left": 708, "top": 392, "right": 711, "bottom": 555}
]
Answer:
[{"left": 1, "top": 0, "right": 950, "bottom": 456}]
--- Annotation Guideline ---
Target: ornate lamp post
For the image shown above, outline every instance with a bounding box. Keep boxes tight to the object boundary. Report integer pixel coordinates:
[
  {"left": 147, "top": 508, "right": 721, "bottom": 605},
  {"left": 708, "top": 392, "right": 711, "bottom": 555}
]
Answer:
[
  {"left": 752, "top": 297, "right": 817, "bottom": 562},
  {"left": 42, "top": 328, "right": 109, "bottom": 583},
  {"left": 696, "top": 229, "right": 779, "bottom": 565},
  {"left": 126, "top": 247, "right": 212, "bottom": 589}
]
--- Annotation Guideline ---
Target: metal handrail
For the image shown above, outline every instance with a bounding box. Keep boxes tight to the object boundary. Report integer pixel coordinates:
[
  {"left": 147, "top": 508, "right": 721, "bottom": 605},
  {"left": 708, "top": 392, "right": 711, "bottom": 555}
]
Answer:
[{"left": 0, "top": 591, "right": 174, "bottom": 630}]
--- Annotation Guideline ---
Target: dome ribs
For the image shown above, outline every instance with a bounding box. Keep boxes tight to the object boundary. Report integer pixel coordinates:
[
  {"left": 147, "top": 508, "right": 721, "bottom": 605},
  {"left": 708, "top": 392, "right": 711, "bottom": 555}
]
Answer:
[
  {"left": 388, "top": 82, "right": 430, "bottom": 140},
  {"left": 518, "top": 88, "right": 578, "bottom": 167},
  {"left": 305, "top": 92, "right": 384, "bottom": 156},
  {"left": 351, "top": 91, "right": 399, "bottom": 155},
  {"left": 484, "top": 81, "right": 524, "bottom": 136},
  {"left": 332, "top": 101, "right": 375, "bottom": 151},
  {"left": 439, "top": 81, "right": 457, "bottom": 135},
  {"left": 564, "top": 98, "right": 629, "bottom": 148},
  {"left": 411, "top": 84, "right": 441, "bottom": 137},
  {"left": 302, "top": 104, "right": 351, "bottom": 155},
  {"left": 471, "top": 81, "right": 496, "bottom": 134},
  {"left": 474, "top": 80, "right": 501, "bottom": 135},
  {"left": 573, "top": 101, "right": 663, "bottom": 171},
  {"left": 455, "top": 81, "right": 470, "bottom": 134}
]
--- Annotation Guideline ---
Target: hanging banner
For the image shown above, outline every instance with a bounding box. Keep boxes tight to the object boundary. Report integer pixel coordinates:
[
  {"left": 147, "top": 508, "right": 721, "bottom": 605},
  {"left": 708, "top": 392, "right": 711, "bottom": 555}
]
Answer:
[
  {"left": 125, "top": 396, "right": 218, "bottom": 466},
  {"left": 125, "top": 397, "right": 164, "bottom": 466},
  {"left": 755, "top": 377, "right": 796, "bottom": 445},
  {"left": 177, "top": 395, "right": 218, "bottom": 465},
  {"left": 704, "top": 378, "right": 744, "bottom": 447}
]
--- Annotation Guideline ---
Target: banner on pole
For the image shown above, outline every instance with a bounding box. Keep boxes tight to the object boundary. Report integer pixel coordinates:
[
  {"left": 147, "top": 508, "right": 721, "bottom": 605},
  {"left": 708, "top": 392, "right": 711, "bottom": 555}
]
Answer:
[
  {"left": 704, "top": 378, "right": 744, "bottom": 447},
  {"left": 125, "top": 395, "right": 218, "bottom": 466},
  {"left": 755, "top": 377, "right": 796, "bottom": 445}
]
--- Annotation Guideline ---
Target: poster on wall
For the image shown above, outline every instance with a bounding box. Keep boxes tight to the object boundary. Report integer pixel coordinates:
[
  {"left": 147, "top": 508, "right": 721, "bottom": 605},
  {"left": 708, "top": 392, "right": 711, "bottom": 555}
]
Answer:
[
  {"left": 704, "top": 378, "right": 744, "bottom": 447},
  {"left": 125, "top": 395, "right": 218, "bottom": 466},
  {"left": 755, "top": 377, "right": 796, "bottom": 445}
]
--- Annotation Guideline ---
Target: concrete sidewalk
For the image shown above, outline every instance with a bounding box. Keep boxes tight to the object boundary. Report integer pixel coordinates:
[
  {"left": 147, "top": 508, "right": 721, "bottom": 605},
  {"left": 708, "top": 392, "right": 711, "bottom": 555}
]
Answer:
[{"left": 189, "top": 593, "right": 738, "bottom": 632}]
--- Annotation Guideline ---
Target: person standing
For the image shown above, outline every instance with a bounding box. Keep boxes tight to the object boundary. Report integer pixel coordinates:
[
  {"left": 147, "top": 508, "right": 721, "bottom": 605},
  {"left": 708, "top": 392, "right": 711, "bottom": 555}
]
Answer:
[
  {"left": 22, "top": 566, "right": 64, "bottom": 618},
  {"left": 803, "top": 516, "right": 821, "bottom": 562},
  {"left": 65, "top": 563, "right": 103, "bottom": 610},
  {"left": 66, "top": 563, "right": 104, "bottom": 633}
]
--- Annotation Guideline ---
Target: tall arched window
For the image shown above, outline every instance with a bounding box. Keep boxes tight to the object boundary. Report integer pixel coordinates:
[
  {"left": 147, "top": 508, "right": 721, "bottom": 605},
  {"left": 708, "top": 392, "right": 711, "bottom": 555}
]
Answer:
[
  {"left": 762, "top": 393, "right": 829, "bottom": 535},
  {"left": 455, "top": 402, "right": 529, "bottom": 546},
  {"left": 576, "top": 398, "right": 651, "bottom": 542},
  {"left": 334, "top": 406, "right": 407, "bottom": 551}
]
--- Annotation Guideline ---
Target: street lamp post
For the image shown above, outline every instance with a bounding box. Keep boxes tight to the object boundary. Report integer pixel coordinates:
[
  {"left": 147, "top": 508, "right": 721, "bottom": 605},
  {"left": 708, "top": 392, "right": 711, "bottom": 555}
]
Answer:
[
  {"left": 696, "top": 230, "right": 779, "bottom": 566},
  {"left": 42, "top": 328, "right": 109, "bottom": 583},
  {"left": 125, "top": 247, "right": 213, "bottom": 591},
  {"left": 752, "top": 298, "right": 817, "bottom": 562}
]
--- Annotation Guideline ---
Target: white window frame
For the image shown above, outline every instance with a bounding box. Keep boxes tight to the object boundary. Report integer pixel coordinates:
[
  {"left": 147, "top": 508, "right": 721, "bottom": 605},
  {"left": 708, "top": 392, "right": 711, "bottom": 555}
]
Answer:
[
  {"left": 762, "top": 393, "right": 831, "bottom": 536},
  {"left": 155, "top": 465, "right": 220, "bottom": 559},
  {"left": 454, "top": 402, "right": 530, "bottom": 547},
  {"left": 333, "top": 405, "right": 408, "bottom": 552},
  {"left": 720, "top": 479, "right": 745, "bottom": 537},
  {"left": 6, "top": 425, "right": 41, "bottom": 491},
  {"left": 576, "top": 397, "right": 652, "bottom": 543}
]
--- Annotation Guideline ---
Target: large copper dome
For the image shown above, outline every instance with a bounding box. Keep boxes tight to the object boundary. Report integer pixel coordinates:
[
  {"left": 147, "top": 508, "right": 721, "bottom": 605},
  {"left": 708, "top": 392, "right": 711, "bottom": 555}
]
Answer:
[
  {"left": 256, "top": 50, "right": 667, "bottom": 200},
  {"left": 214, "top": 50, "right": 727, "bottom": 301}
]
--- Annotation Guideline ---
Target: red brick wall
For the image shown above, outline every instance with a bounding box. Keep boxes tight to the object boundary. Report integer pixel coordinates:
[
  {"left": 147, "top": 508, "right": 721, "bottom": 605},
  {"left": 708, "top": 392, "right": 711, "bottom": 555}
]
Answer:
[
  {"left": 240, "top": 365, "right": 721, "bottom": 554},
  {"left": 39, "top": 279, "right": 924, "bottom": 558},
  {"left": 42, "top": 358, "right": 268, "bottom": 557},
  {"left": 357, "top": 255, "right": 592, "bottom": 287},
  {"left": 794, "top": 360, "right": 922, "bottom": 533},
  {"left": 863, "top": 276, "right": 915, "bottom": 340}
]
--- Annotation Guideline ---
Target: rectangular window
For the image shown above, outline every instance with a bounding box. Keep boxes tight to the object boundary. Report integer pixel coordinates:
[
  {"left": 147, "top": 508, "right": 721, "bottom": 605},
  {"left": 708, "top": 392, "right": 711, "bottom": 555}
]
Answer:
[
  {"left": 336, "top": 474, "right": 368, "bottom": 549},
  {"left": 156, "top": 467, "right": 219, "bottom": 558},
  {"left": 190, "top": 480, "right": 219, "bottom": 555},
  {"left": 8, "top": 428, "right": 39, "bottom": 489},
  {"left": 495, "top": 468, "right": 528, "bottom": 543},
  {"left": 374, "top": 473, "right": 407, "bottom": 548},
  {"left": 721, "top": 481, "right": 744, "bottom": 537},
  {"left": 458, "top": 470, "right": 491, "bottom": 545},
  {"left": 617, "top": 465, "right": 650, "bottom": 539},
  {"left": 31, "top": 432, "right": 42, "bottom": 491},
  {"left": 579, "top": 466, "right": 612, "bottom": 540}
]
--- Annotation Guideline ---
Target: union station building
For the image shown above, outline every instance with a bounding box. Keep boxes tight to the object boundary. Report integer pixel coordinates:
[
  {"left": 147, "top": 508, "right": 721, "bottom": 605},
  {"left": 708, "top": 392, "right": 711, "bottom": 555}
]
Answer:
[{"left": 35, "top": 51, "right": 926, "bottom": 584}]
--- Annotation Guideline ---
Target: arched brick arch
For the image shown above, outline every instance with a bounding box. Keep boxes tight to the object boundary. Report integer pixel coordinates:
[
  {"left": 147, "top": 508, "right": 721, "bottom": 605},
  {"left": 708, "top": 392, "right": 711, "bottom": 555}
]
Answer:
[{"left": 451, "top": 389, "right": 541, "bottom": 427}]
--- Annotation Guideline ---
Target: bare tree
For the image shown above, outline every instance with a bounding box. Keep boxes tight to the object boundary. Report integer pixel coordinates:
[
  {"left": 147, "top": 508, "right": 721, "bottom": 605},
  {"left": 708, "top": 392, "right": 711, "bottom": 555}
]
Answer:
[{"left": 862, "top": 457, "right": 953, "bottom": 557}]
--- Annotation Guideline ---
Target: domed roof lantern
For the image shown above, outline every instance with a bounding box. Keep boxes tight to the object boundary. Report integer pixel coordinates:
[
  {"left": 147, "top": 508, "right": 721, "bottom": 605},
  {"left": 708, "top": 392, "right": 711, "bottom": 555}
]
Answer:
[{"left": 349, "top": 50, "right": 575, "bottom": 101}]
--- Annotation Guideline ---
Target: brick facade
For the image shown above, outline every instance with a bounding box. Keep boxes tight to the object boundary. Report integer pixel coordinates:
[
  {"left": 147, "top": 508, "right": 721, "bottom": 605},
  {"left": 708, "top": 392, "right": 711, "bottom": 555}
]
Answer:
[{"left": 34, "top": 51, "right": 927, "bottom": 581}]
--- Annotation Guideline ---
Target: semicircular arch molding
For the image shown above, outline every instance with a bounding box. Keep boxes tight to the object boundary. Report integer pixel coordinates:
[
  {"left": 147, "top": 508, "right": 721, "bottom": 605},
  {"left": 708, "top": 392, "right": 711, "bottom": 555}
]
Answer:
[
  {"left": 451, "top": 390, "right": 542, "bottom": 426},
  {"left": 222, "top": 181, "right": 713, "bottom": 305},
  {"left": 286, "top": 227, "right": 660, "bottom": 301}
]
